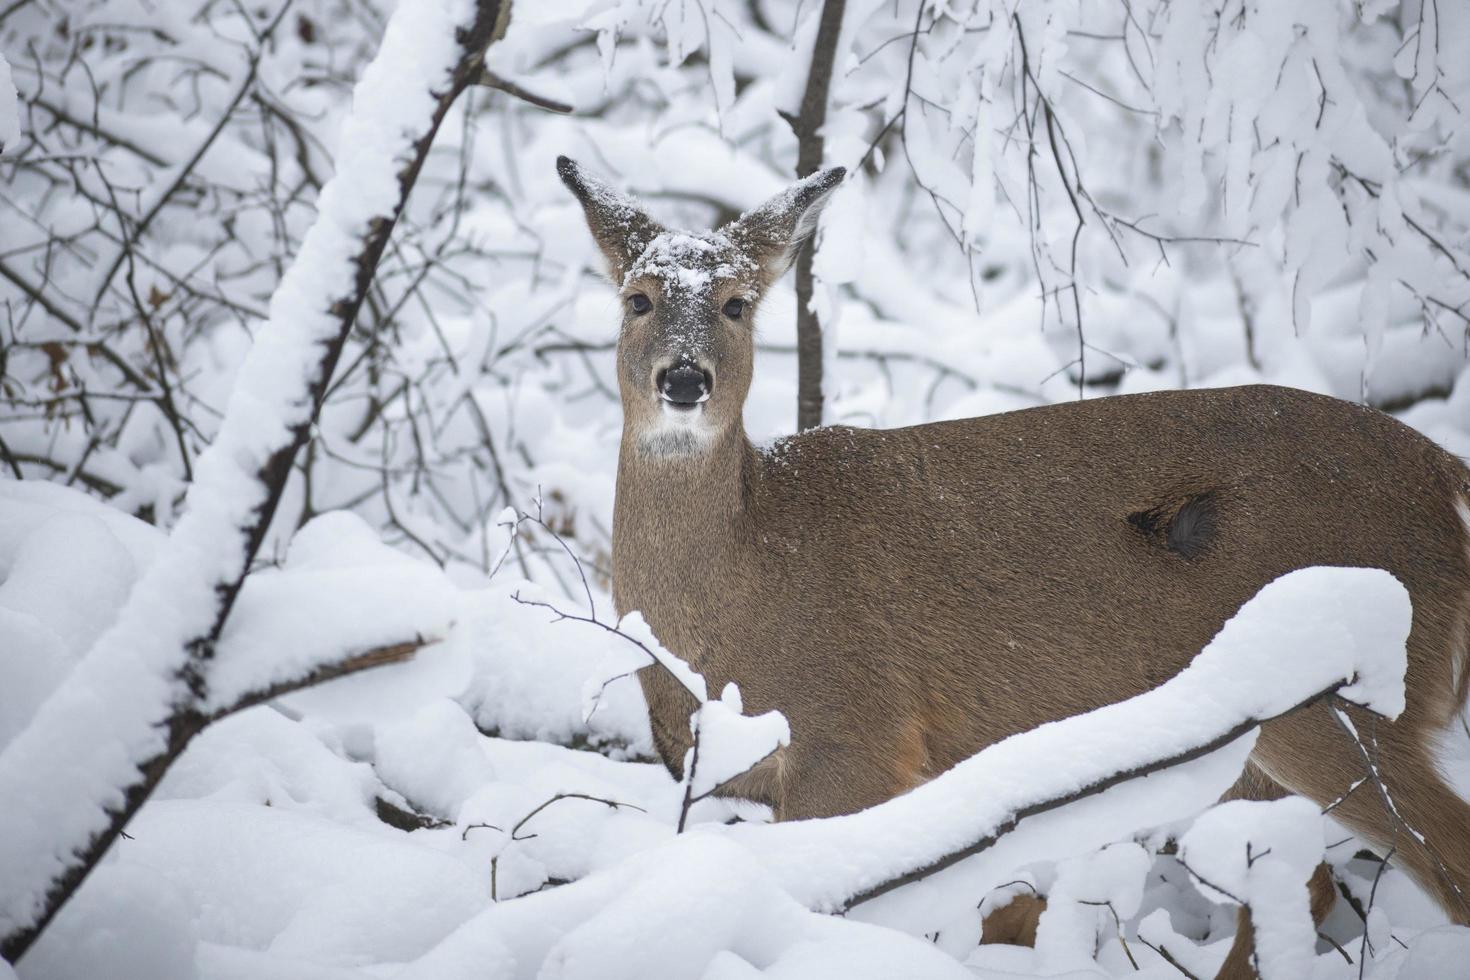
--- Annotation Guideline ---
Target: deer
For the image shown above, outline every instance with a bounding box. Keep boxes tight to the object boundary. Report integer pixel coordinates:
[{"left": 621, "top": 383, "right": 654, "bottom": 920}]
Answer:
[{"left": 556, "top": 155, "right": 1470, "bottom": 978}]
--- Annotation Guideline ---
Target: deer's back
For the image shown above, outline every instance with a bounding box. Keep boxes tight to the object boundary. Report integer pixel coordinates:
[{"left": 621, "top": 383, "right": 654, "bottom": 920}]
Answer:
[{"left": 703, "top": 384, "right": 1470, "bottom": 808}]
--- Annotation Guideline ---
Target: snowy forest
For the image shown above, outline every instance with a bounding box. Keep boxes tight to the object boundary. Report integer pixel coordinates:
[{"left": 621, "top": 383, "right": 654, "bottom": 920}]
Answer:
[{"left": 2, "top": 0, "right": 1470, "bottom": 977}]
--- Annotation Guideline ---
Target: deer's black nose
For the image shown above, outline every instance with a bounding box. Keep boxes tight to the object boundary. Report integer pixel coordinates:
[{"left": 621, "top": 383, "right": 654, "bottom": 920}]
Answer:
[{"left": 658, "top": 364, "right": 712, "bottom": 406}]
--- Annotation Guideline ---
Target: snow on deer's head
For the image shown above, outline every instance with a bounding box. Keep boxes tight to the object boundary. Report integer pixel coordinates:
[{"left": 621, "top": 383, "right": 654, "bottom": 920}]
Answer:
[{"left": 557, "top": 156, "right": 845, "bottom": 456}]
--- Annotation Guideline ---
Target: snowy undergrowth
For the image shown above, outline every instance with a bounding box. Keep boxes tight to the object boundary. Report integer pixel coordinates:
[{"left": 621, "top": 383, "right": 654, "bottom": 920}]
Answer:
[{"left": 4, "top": 477, "right": 1465, "bottom": 979}]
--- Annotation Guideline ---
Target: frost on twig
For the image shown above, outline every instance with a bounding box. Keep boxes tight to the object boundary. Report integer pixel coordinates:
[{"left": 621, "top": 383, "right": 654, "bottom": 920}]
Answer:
[
  {"left": 0, "top": 0, "right": 505, "bottom": 960},
  {"left": 1328, "top": 696, "right": 1470, "bottom": 919}
]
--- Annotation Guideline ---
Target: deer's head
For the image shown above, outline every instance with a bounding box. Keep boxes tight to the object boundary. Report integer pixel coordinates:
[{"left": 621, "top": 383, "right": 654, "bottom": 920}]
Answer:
[{"left": 558, "top": 157, "right": 845, "bottom": 456}]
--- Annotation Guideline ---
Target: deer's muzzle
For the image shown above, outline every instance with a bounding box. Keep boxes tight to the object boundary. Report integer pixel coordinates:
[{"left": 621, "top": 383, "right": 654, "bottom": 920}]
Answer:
[{"left": 658, "top": 362, "right": 712, "bottom": 407}]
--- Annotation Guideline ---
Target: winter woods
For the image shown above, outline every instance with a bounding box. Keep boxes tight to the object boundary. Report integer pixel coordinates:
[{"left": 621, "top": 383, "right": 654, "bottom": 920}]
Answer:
[{"left": 3, "top": 0, "right": 1470, "bottom": 978}]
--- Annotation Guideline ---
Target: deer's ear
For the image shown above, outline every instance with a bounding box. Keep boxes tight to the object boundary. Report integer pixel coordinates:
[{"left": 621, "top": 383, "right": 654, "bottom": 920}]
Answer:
[
  {"left": 557, "top": 156, "right": 665, "bottom": 284},
  {"left": 723, "top": 166, "right": 846, "bottom": 286}
]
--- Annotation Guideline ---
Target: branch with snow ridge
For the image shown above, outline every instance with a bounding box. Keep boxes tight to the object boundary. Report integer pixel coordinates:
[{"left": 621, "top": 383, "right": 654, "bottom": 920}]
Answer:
[
  {"left": 0, "top": 0, "right": 505, "bottom": 961},
  {"left": 732, "top": 566, "right": 1411, "bottom": 916}
]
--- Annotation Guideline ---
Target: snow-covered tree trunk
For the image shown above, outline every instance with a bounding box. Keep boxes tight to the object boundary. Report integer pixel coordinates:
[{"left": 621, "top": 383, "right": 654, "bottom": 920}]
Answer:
[{"left": 0, "top": 0, "right": 504, "bottom": 960}]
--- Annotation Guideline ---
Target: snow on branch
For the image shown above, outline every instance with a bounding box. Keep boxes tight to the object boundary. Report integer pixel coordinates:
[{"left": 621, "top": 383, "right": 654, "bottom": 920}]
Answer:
[
  {"left": 1178, "top": 797, "right": 1326, "bottom": 980},
  {"left": 733, "top": 566, "right": 1410, "bottom": 915},
  {"left": 409, "top": 565, "right": 1413, "bottom": 975},
  {"left": 0, "top": 0, "right": 504, "bottom": 961}
]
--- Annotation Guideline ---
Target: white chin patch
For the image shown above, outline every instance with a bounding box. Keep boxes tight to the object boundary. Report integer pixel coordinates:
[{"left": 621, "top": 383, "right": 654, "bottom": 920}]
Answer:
[{"left": 638, "top": 404, "right": 714, "bottom": 456}]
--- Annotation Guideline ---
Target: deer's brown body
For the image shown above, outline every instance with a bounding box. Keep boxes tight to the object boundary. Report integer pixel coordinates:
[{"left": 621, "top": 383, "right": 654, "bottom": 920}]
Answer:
[
  {"left": 558, "top": 157, "right": 1470, "bottom": 957},
  {"left": 623, "top": 387, "right": 1470, "bottom": 825}
]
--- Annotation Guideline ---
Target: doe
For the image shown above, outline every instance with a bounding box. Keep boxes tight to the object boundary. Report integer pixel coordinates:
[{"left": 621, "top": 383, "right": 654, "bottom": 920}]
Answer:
[{"left": 558, "top": 156, "right": 1470, "bottom": 972}]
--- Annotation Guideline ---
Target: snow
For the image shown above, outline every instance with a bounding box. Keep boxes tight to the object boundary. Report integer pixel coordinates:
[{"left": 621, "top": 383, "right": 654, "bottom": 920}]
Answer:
[
  {"left": 1366, "top": 925, "right": 1470, "bottom": 979},
  {"left": 684, "top": 684, "right": 789, "bottom": 800},
  {"left": 0, "top": 53, "right": 18, "bottom": 154},
  {"left": 89, "top": 800, "right": 485, "bottom": 964},
  {"left": 0, "top": 513, "right": 137, "bottom": 746},
  {"left": 625, "top": 232, "right": 742, "bottom": 296},
  {"left": 375, "top": 700, "right": 496, "bottom": 821},
  {"left": 154, "top": 710, "right": 380, "bottom": 828},
  {"left": 1179, "top": 798, "right": 1326, "bottom": 980},
  {"left": 460, "top": 584, "right": 651, "bottom": 753},
  {"left": 19, "top": 863, "right": 197, "bottom": 980},
  {"left": 0, "top": 0, "right": 479, "bottom": 946},
  {"left": 1033, "top": 844, "right": 1152, "bottom": 974},
  {"left": 204, "top": 512, "right": 464, "bottom": 714}
]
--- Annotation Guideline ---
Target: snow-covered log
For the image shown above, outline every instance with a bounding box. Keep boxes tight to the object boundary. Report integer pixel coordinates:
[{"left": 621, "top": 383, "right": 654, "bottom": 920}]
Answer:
[{"left": 0, "top": 0, "right": 504, "bottom": 960}]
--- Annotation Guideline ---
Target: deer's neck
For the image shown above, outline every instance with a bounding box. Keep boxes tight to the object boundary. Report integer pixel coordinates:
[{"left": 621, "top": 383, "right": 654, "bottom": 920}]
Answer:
[{"left": 611, "top": 425, "right": 755, "bottom": 621}]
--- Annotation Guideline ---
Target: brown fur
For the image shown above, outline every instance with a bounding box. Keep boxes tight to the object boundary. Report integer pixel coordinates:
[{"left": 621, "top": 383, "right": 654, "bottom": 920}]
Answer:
[
  {"left": 559, "top": 161, "right": 1470, "bottom": 967},
  {"left": 981, "top": 891, "right": 1047, "bottom": 948},
  {"left": 1215, "top": 863, "right": 1338, "bottom": 980}
]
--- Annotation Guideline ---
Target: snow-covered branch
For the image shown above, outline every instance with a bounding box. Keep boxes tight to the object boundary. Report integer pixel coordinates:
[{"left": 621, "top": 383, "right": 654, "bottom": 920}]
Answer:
[
  {"left": 1178, "top": 797, "right": 1326, "bottom": 980},
  {"left": 729, "top": 566, "right": 1409, "bottom": 916},
  {"left": 0, "top": 0, "right": 504, "bottom": 960}
]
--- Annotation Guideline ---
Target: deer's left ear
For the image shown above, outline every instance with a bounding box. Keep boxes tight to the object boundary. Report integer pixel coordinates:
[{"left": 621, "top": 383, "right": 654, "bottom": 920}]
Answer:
[
  {"left": 557, "top": 156, "right": 666, "bottom": 284},
  {"left": 723, "top": 167, "right": 846, "bottom": 286}
]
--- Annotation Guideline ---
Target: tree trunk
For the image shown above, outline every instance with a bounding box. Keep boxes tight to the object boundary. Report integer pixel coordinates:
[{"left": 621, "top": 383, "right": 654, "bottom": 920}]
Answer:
[{"left": 791, "top": 0, "right": 846, "bottom": 431}]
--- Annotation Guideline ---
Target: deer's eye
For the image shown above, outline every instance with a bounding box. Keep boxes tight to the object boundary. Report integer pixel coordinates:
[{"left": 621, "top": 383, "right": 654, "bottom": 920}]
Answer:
[
  {"left": 628, "top": 293, "right": 652, "bottom": 315},
  {"left": 722, "top": 297, "right": 746, "bottom": 319}
]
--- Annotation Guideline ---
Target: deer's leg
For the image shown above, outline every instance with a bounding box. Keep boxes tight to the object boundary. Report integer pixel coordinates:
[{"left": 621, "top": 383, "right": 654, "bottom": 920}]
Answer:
[
  {"left": 637, "top": 664, "right": 698, "bottom": 782},
  {"left": 980, "top": 891, "right": 1046, "bottom": 947},
  {"left": 1213, "top": 863, "right": 1336, "bottom": 980},
  {"left": 1211, "top": 763, "right": 1339, "bottom": 980},
  {"left": 771, "top": 732, "right": 925, "bottom": 821}
]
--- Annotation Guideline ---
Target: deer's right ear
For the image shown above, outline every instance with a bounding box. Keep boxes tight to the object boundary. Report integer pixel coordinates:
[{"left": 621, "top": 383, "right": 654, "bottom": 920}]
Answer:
[{"left": 557, "top": 156, "right": 664, "bottom": 284}]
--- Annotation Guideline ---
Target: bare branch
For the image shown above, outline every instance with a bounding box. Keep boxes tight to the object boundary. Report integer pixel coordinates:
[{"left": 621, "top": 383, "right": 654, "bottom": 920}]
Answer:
[{"left": 475, "top": 70, "right": 573, "bottom": 114}]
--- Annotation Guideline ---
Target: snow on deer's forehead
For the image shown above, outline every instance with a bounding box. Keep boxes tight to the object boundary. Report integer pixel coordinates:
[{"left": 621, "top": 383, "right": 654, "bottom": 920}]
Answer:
[{"left": 625, "top": 231, "right": 752, "bottom": 295}]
